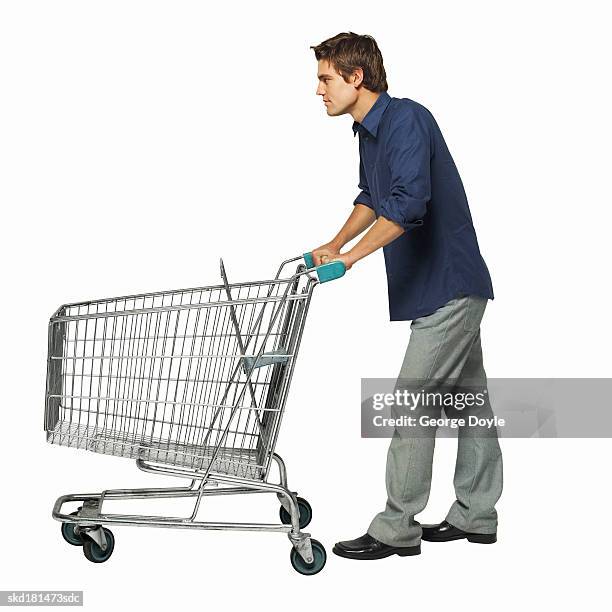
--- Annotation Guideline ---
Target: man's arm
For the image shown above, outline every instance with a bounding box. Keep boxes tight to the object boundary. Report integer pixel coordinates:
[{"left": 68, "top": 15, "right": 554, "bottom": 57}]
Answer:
[
  {"left": 329, "top": 107, "right": 432, "bottom": 270},
  {"left": 332, "top": 216, "right": 405, "bottom": 270},
  {"left": 311, "top": 203, "right": 375, "bottom": 266}
]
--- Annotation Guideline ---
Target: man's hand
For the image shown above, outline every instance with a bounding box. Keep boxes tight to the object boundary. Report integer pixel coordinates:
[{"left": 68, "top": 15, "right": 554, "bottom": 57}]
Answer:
[
  {"left": 311, "top": 241, "right": 341, "bottom": 266},
  {"left": 329, "top": 252, "right": 354, "bottom": 271}
]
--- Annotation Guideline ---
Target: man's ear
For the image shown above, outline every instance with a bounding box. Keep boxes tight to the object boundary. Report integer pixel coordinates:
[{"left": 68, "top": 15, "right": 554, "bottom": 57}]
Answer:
[{"left": 352, "top": 67, "right": 364, "bottom": 88}]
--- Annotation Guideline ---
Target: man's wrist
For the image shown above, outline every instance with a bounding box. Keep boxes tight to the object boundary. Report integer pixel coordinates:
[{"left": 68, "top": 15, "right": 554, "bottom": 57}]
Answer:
[
  {"left": 343, "top": 249, "right": 359, "bottom": 268},
  {"left": 330, "top": 237, "right": 345, "bottom": 251}
]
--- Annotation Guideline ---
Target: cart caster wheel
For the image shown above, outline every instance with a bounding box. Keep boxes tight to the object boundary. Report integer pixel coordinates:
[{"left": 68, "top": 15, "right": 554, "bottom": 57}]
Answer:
[
  {"left": 279, "top": 497, "right": 312, "bottom": 529},
  {"left": 82, "top": 528, "right": 115, "bottom": 563},
  {"left": 61, "top": 511, "right": 84, "bottom": 546},
  {"left": 290, "top": 539, "right": 326, "bottom": 576}
]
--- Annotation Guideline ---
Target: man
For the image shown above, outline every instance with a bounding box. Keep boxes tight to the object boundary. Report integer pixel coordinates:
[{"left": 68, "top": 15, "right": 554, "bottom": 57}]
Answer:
[{"left": 309, "top": 32, "right": 503, "bottom": 560}]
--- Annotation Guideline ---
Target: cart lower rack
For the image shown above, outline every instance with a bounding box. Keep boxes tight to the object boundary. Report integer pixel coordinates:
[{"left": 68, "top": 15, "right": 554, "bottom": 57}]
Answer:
[{"left": 44, "top": 254, "right": 345, "bottom": 575}]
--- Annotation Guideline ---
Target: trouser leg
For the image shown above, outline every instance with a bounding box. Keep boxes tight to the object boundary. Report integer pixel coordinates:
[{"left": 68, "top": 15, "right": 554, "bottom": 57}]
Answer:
[
  {"left": 367, "top": 295, "right": 486, "bottom": 547},
  {"left": 444, "top": 330, "right": 503, "bottom": 534},
  {"left": 367, "top": 432, "right": 437, "bottom": 547}
]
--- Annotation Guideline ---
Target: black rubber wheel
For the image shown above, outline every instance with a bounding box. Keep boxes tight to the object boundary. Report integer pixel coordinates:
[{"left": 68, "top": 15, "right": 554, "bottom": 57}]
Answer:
[
  {"left": 82, "top": 528, "right": 115, "bottom": 563},
  {"left": 279, "top": 497, "right": 313, "bottom": 530},
  {"left": 290, "top": 539, "right": 326, "bottom": 576},
  {"left": 61, "top": 511, "right": 83, "bottom": 546}
]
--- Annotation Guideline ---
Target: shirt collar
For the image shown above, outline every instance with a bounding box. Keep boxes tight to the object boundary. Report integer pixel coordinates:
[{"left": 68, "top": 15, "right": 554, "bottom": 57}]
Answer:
[{"left": 352, "top": 91, "right": 392, "bottom": 138}]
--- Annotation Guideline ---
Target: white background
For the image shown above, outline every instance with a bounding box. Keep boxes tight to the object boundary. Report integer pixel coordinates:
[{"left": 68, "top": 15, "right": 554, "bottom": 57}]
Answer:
[{"left": 1, "top": 0, "right": 611, "bottom": 609}]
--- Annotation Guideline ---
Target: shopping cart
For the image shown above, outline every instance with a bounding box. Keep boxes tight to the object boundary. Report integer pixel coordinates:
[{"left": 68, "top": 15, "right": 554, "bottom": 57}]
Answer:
[{"left": 44, "top": 253, "right": 344, "bottom": 575}]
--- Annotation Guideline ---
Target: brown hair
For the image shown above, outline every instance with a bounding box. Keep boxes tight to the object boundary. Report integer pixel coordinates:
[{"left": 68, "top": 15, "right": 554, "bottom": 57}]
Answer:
[{"left": 310, "top": 32, "right": 388, "bottom": 93}]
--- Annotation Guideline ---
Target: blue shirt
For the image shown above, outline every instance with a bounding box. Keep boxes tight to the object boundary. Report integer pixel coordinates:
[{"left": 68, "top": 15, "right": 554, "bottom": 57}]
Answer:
[{"left": 352, "top": 91, "right": 494, "bottom": 321}]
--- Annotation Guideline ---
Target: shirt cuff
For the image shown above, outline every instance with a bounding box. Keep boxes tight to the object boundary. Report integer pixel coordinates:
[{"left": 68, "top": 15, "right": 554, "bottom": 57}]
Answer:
[
  {"left": 379, "top": 197, "right": 425, "bottom": 230},
  {"left": 353, "top": 191, "right": 374, "bottom": 209}
]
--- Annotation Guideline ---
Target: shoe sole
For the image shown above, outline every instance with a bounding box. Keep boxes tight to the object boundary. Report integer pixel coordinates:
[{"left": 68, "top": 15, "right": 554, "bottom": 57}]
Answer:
[
  {"left": 332, "top": 545, "right": 421, "bottom": 560},
  {"left": 422, "top": 533, "right": 497, "bottom": 544}
]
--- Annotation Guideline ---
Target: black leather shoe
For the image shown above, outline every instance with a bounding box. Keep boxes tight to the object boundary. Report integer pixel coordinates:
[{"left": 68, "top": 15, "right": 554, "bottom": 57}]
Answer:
[
  {"left": 421, "top": 521, "right": 496, "bottom": 544},
  {"left": 332, "top": 533, "right": 421, "bottom": 560}
]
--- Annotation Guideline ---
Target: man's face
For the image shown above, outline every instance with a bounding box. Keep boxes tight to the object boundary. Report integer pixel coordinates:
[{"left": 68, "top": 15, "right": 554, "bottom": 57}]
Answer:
[{"left": 316, "top": 59, "right": 359, "bottom": 116}]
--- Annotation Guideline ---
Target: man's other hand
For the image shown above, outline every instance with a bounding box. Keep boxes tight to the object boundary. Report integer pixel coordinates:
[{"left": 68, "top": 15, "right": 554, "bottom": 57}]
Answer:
[
  {"left": 311, "top": 242, "right": 340, "bottom": 266},
  {"left": 330, "top": 253, "right": 354, "bottom": 271}
]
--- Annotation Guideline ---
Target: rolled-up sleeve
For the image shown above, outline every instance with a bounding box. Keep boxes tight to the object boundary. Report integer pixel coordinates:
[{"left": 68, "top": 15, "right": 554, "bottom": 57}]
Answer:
[
  {"left": 379, "top": 107, "right": 431, "bottom": 230},
  {"left": 353, "top": 155, "right": 374, "bottom": 209}
]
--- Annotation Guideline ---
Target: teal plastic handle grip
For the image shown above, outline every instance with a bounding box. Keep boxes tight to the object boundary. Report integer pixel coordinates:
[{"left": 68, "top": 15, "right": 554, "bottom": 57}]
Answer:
[{"left": 303, "top": 252, "right": 346, "bottom": 283}]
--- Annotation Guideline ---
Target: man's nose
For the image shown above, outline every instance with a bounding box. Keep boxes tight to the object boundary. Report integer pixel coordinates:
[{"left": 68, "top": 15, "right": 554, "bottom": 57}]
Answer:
[{"left": 316, "top": 84, "right": 324, "bottom": 96}]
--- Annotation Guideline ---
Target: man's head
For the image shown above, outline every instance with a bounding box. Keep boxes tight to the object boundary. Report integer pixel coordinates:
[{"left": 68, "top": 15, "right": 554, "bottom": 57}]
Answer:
[{"left": 310, "top": 32, "right": 388, "bottom": 117}]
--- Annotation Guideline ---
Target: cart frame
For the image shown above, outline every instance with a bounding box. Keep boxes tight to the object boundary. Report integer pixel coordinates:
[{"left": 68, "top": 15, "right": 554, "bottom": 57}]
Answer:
[{"left": 45, "top": 254, "right": 345, "bottom": 574}]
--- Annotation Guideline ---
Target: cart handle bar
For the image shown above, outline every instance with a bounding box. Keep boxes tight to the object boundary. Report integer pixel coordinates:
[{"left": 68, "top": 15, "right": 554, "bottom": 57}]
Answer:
[{"left": 303, "top": 252, "right": 346, "bottom": 283}]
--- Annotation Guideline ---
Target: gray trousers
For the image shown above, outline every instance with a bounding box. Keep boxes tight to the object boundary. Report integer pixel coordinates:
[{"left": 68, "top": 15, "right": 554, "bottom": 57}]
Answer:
[{"left": 368, "top": 295, "right": 503, "bottom": 547}]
